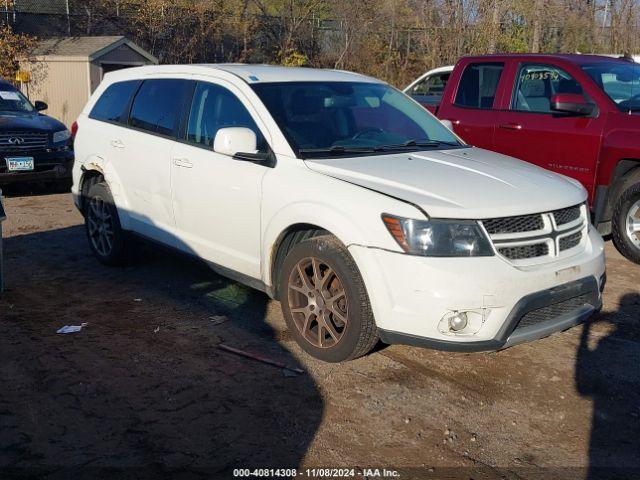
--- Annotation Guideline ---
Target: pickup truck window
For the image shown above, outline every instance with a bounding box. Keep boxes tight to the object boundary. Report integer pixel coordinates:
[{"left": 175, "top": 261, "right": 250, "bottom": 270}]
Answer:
[
  {"left": 513, "top": 64, "right": 584, "bottom": 114},
  {"left": 582, "top": 62, "right": 640, "bottom": 113},
  {"left": 454, "top": 63, "right": 504, "bottom": 110}
]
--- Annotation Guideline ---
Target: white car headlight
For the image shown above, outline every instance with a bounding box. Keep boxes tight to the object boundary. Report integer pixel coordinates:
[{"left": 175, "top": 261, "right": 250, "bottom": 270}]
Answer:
[
  {"left": 53, "top": 129, "right": 71, "bottom": 143},
  {"left": 382, "top": 214, "right": 494, "bottom": 257}
]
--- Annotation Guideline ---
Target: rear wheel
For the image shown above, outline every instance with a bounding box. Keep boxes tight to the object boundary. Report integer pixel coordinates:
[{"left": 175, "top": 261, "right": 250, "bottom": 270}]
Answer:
[
  {"left": 85, "top": 182, "right": 129, "bottom": 266},
  {"left": 279, "top": 235, "right": 378, "bottom": 362},
  {"left": 612, "top": 181, "right": 640, "bottom": 264}
]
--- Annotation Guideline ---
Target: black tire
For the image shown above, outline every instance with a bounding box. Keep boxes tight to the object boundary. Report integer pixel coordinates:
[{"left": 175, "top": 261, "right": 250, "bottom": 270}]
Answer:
[
  {"left": 85, "top": 182, "right": 129, "bottom": 266},
  {"left": 612, "top": 181, "right": 640, "bottom": 265},
  {"left": 279, "top": 235, "right": 378, "bottom": 362}
]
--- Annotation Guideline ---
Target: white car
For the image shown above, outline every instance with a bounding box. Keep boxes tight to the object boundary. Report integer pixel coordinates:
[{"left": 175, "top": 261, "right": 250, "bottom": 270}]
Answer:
[
  {"left": 403, "top": 65, "right": 454, "bottom": 111},
  {"left": 71, "top": 65, "right": 606, "bottom": 362}
]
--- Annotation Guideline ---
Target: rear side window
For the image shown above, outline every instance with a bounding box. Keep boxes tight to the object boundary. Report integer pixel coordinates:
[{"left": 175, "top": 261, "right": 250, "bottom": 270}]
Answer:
[
  {"left": 89, "top": 81, "right": 140, "bottom": 123},
  {"left": 129, "top": 79, "right": 193, "bottom": 137},
  {"left": 454, "top": 63, "right": 504, "bottom": 109},
  {"left": 186, "top": 82, "right": 266, "bottom": 151}
]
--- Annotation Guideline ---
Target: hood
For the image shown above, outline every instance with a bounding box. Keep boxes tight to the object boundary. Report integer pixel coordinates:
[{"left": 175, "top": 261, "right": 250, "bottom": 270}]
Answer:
[
  {"left": 304, "top": 147, "right": 587, "bottom": 219},
  {"left": 0, "top": 112, "right": 66, "bottom": 132}
]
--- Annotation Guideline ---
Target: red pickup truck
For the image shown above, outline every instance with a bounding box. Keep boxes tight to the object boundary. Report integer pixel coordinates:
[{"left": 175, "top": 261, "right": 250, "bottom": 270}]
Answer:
[{"left": 434, "top": 54, "right": 640, "bottom": 264}]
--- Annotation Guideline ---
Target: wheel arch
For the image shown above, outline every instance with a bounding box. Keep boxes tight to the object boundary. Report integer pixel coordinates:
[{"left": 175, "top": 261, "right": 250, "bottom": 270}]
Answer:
[
  {"left": 596, "top": 159, "right": 640, "bottom": 228},
  {"left": 78, "top": 165, "right": 106, "bottom": 214},
  {"left": 262, "top": 202, "right": 370, "bottom": 299},
  {"left": 268, "top": 224, "right": 332, "bottom": 300}
]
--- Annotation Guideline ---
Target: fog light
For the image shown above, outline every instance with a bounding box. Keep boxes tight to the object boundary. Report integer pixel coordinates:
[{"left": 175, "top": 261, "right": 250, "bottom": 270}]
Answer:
[{"left": 449, "top": 312, "right": 468, "bottom": 331}]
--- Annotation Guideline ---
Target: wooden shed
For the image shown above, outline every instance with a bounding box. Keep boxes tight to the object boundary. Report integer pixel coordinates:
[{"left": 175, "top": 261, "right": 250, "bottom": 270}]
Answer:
[{"left": 21, "top": 36, "right": 158, "bottom": 126}]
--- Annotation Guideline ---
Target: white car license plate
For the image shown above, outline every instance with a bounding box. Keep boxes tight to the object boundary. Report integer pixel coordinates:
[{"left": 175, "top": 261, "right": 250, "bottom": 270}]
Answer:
[{"left": 6, "top": 157, "right": 35, "bottom": 172}]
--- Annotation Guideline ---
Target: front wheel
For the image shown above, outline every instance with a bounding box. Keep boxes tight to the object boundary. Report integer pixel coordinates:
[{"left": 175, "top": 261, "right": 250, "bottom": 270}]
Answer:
[
  {"left": 612, "top": 182, "right": 640, "bottom": 264},
  {"left": 279, "top": 235, "right": 378, "bottom": 362},
  {"left": 85, "top": 182, "right": 129, "bottom": 266}
]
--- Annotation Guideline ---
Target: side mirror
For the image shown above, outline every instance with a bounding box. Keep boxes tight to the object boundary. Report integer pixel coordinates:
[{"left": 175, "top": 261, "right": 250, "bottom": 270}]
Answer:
[
  {"left": 214, "top": 127, "right": 257, "bottom": 156},
  {"left": 550, "top": 94, "right": 595, "bottom": 116},
  {"left": 440, "top": 119, "right": 454, "bottom": 130},
  {"left": 34, "top": 100, "right": 48, "bottom": 111}
]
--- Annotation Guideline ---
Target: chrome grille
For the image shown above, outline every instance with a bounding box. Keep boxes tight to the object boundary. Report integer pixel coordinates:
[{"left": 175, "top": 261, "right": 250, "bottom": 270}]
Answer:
[
  {"left": 482, "top": 214, "right": 544, "bottom": 235},
  {"left": 0, "top": 131, "right": 48, "bottom": 152},
  {"left": 559, "top": 231, "right": 583, "bottom": 251},
  {"left": 482, "top": 204, "right": 587, "bottom": 263},
  {"left": 498, "top": 243, "right": 549, "bottom": 260},
  {"left": 553, "top": 205, "right": 581, "bottom": 226},
  {"left": 516, "top": 293, "right": 593, "bottom": 330}
]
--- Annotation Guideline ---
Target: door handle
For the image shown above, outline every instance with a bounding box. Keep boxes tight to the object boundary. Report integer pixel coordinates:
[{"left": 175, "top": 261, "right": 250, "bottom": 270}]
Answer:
[
  {"left": 110, "top": 139, "right": 125, "bottom": 148},
  {"left": 173, "top": 158, "right": 193, "bottom": 169},
  {"left": 499, "top": 123, "right": 523, "bottom": 131}
]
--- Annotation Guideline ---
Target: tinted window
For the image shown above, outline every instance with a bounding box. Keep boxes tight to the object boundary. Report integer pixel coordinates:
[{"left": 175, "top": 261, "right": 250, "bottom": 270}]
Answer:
[
  {"left": 513, "top": 64, "right": 585, "bottom": 113},
  {"left": 187, "top": 82, "right": 266, "bottom": 151},
  {"left": 90, "top": 80, "right": 140, "bottom": 123},
  {"left": 129, "top": 79, "right": 193, "bottom": 137},
  {"left": 454, "top": 63, "right": 504, "bottom": 109}
]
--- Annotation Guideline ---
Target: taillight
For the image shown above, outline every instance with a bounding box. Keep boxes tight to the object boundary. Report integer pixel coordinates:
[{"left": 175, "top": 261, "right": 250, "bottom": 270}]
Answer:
[{"left": 71, "top": 121, "right": 78, "bottom": 139}]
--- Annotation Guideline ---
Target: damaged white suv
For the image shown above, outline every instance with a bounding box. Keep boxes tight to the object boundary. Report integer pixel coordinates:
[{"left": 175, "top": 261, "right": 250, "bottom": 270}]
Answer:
[{"left": 72, "top": 65, "right": 606, "bottom": 362}]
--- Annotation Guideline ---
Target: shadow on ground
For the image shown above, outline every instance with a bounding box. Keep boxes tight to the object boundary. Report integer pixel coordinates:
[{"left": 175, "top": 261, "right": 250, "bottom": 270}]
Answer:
[
  {"left": 1, "top": 180, "right": 72, "bottom": 199},
  {"left": 0, "top": 224, "right": 322, "bottom": 479},
  {"left": 576, "top": 293, "right": 640, "bottom": 480}
]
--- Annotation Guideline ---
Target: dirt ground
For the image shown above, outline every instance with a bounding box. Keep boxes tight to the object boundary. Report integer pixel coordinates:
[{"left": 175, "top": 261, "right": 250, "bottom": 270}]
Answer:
[{"left": 0, "top": 186, "right": 639, "bottom": 480}]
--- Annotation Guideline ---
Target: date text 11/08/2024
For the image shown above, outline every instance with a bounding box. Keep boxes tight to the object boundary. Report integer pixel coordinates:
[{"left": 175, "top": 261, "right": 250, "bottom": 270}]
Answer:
[{"left": 232, "top": 468, "right": 401, "bottom": 478}]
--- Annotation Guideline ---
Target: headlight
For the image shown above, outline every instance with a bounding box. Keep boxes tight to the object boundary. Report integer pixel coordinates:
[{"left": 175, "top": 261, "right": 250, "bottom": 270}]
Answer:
[
  {"left": 53, "top": 129, "right": 71, "bottom": 143},
  {"left": 382, "top": 214, "right": 494, "bottom": 257}
]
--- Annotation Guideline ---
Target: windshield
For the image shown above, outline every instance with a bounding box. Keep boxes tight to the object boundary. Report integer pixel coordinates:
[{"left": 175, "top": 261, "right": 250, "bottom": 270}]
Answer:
[
  {"left": 251, "top": 81, "right": 463, "bottom": 158},
  {"left": 582, "top": 62, "right": 640, "bottom": 112},
  {"left": 0, "top": 88, "right": 35, "bottom": 113}
]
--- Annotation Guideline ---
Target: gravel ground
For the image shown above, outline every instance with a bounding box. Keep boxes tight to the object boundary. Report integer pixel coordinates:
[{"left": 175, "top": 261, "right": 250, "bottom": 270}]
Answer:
[{"left": 0, "top": 187, "right": 639, "bottom": 480}]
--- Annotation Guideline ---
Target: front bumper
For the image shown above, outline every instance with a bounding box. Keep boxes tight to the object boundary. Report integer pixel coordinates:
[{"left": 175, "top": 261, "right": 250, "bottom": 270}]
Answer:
[
  {"left": 0, "top": 149, "right": 74, "bottom": 185},
  {"left": 348, "top": 226, "right": 606, "bottom": 351}
]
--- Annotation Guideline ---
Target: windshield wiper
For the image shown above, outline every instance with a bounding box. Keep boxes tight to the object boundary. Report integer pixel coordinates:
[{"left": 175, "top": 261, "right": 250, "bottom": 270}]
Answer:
[
  {"left": 299, "top": 145, "right": 383, "bottom": 156},
  {"left": 375, "top": 139, "right": 462, "bottom": 151},
  {"left": 403, "top": 139, "right": 461, "bottom": 147}
]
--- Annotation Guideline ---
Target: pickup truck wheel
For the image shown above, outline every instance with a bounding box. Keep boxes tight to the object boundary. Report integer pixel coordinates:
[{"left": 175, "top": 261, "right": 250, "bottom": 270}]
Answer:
[
  {"left": 279, "top": 235, "right": 378, "bottom": 362},
  {"left": 85, "top": 182, "right": 129, "bottom": 266},
  {"left": 612, "top": 182, "right": 640, "bottom": 264}
]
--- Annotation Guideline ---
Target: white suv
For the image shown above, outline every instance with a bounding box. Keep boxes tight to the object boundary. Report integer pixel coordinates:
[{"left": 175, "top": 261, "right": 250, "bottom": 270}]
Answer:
[{"left": 72, "top": 65, "right": 606, "bottom": 362}]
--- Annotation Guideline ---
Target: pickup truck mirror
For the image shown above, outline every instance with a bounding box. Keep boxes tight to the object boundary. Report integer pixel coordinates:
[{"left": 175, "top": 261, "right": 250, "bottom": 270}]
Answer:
[{"left": 550, "top": 94, "right": 595, "bottom": 116}]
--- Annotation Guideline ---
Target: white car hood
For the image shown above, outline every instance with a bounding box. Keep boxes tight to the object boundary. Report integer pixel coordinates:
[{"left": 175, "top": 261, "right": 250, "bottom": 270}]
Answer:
[{"left": 304, "top": 147, "right": 587, "bottom": 219}]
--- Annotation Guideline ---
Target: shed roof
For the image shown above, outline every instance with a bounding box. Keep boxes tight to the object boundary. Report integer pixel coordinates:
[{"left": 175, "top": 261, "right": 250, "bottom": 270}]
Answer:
[{"left": 33, "top": 36, "right": 158, "bottom": 63}]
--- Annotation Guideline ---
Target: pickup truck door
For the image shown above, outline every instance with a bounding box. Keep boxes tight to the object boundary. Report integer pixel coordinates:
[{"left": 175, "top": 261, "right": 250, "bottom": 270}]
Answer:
[
  {"left": 493, "top": 62, "right": 604, "bottom": 196},
  {"left": 437, "top": 61, "right": 507, "bottom": 148}
]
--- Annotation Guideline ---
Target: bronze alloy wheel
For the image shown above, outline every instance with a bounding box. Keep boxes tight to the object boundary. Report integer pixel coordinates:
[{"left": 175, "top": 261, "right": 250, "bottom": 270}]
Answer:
[
  {"left": 287, "top": 257, "right": 349, "bottom": 349},
  {"left": 87, "top": 195, "right": 115, "bottom": 257}
]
